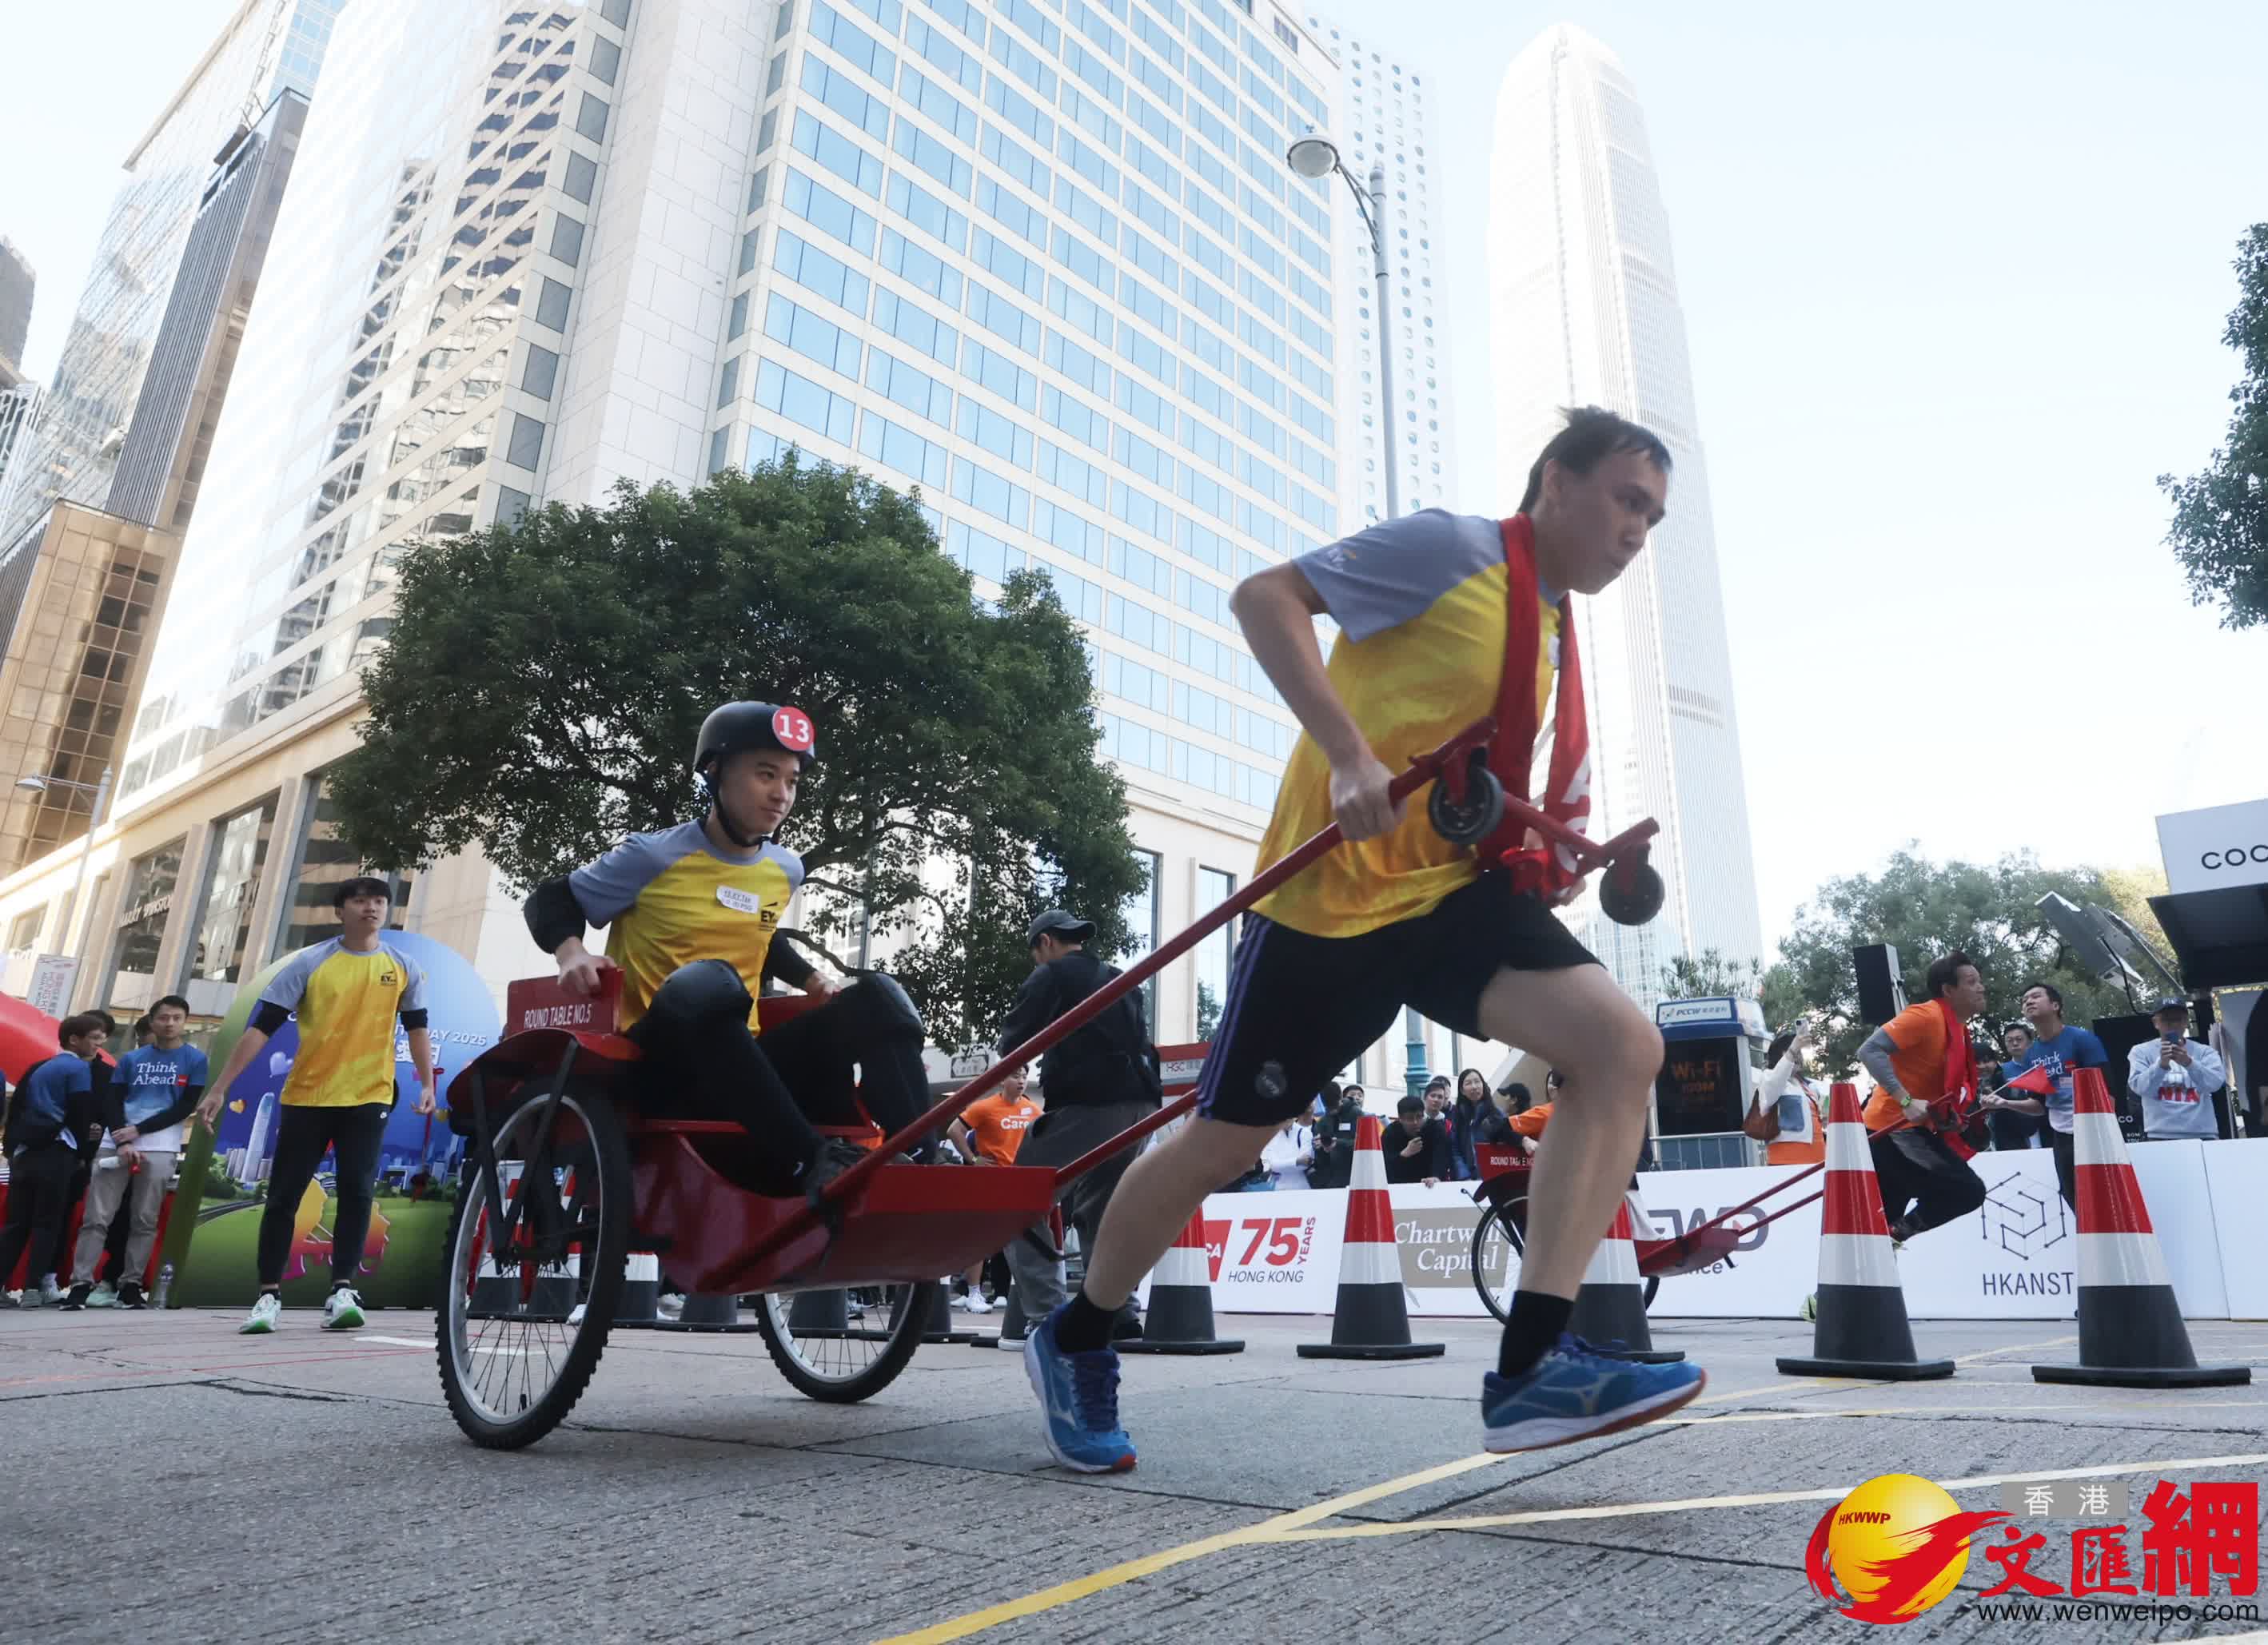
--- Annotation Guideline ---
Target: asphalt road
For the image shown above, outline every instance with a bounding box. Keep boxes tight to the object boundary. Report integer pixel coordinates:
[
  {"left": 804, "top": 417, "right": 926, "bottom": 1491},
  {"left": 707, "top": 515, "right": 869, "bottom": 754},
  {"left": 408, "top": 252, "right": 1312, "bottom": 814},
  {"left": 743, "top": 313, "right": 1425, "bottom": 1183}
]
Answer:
[{"left": 4, "top": 1306, "right": 2265, "bottom": 1643}]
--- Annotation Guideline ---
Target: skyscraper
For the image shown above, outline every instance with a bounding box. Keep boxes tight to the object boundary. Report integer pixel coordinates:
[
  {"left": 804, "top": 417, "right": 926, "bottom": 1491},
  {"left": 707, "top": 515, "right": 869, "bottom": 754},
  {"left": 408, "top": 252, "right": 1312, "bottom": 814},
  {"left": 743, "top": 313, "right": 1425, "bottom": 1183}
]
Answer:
[
  {"left": 1489, "top": 23, "right": 1761, "bottom": 1004},
  {"left": 13, "top": 0, "right": 1349, "bottom": 1038},
  {"left": 1303, "top": 11, "right": 1453, "bottom": 524},
  {"left": 0, "top": 237, "right": 33, "bottom": 385},
  {"left": 0, "top": 1, "right": 346, "bottom": 560}
]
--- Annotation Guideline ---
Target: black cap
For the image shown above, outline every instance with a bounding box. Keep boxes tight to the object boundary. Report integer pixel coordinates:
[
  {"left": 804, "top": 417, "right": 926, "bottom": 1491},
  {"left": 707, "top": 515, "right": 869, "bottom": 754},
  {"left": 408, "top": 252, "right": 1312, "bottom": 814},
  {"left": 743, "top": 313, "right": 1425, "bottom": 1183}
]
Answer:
[
  {"left": 333, "top": 874, "right": 394, "bottom": 909},
  {"left": 1026, "top": 908, "right": 1097, "bottom": 946},
  {"left": 2154, "top": 998, "right": 2190, "bottom": 1015}
]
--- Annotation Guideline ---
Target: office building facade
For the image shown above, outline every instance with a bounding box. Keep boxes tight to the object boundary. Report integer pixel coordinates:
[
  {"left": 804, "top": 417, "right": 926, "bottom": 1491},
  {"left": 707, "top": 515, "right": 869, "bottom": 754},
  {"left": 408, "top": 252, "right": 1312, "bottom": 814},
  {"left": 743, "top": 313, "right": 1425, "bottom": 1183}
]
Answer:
[
  {"left": 1303, "top": 10, "right": 1451, "bottom": 524},
  {"left": 0, "top": 0, "right": 345, "bottom": 562},
  {"left": 6, "top": 0, "right": 1349, "bottom": 1042}
]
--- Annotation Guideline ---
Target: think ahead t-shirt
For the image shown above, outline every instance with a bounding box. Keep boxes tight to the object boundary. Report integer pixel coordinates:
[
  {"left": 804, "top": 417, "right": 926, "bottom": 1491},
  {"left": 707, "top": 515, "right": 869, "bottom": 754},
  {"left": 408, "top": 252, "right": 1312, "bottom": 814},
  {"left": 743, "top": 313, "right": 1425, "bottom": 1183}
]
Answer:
[
  {"left": 2007, "top": 1026, "right": 2108, "bottom": 1134},
  {"left": 1253, "top": 510, "right": 1558, "bottom": 940}
]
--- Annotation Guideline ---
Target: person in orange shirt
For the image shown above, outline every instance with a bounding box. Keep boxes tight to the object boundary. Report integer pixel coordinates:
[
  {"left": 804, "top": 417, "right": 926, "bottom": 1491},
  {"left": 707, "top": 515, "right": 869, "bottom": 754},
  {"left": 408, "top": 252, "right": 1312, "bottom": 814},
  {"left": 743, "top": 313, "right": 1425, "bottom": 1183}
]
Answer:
[
  {"left": 953, "top": 1067, "right": 1043, "bottom": 1165},
  {"left": 1751, "top": 1027, "right": 1828, "bottom": 1167},
  {"left": 1506, "top": 1075, "right": 1557, "bottom": 1156},
  {"left": 1857, "top": 952, "right": 1990, "bottom": 1242},
  {"left": 950, "top": 1069, "right": 1042, "bottom": 1313}
]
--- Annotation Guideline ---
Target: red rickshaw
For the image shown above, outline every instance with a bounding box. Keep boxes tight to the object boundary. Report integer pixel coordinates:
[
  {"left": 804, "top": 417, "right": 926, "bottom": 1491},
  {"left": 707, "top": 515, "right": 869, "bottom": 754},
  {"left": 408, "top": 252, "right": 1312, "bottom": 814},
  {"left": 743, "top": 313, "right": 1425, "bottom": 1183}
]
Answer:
[{"left": 434, "top": 718, "right": 1668, "bottom": 1448}]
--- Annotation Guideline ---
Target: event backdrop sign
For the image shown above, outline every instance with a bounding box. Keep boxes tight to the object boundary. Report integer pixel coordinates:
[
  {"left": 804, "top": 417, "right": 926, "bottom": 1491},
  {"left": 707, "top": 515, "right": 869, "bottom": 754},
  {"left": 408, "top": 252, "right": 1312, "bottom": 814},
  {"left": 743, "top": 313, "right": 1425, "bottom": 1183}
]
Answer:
[
  {"left": 1168, "top": 1142, "right": 2258, "bottom": 1323},
  {"left": 169, "top": 930, "right": 499, "bottom": 1309}
]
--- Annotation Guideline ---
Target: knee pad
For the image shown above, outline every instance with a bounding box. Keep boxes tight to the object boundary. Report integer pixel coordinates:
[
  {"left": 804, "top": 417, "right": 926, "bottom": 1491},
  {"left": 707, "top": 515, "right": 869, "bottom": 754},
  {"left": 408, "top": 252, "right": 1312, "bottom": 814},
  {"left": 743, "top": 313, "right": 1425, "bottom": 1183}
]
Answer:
[
  {"left": 632, "top": 958, "right": 755, "bottom": 1045},
  {"left": 834, "top": 970, "right": 926, "bottom": 1044}
]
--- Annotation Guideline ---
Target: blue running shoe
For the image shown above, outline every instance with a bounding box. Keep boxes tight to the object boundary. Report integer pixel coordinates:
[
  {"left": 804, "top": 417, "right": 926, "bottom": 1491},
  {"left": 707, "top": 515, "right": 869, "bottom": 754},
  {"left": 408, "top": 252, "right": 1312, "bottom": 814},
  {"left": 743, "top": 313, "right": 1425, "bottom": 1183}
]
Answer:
[
  {"left": 1481, "top": 1332, "right": 1706, "bottom": 1453},
  {"left": 1025, "top": 1306, "right": 1137, "bottom": 1473}
]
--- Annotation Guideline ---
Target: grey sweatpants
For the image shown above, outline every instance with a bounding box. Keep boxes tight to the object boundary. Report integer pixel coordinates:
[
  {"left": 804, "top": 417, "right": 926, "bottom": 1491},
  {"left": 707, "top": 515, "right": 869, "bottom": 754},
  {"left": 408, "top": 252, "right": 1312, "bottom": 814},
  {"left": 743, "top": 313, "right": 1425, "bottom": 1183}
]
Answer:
[
  {"left": 1000, "top": 1098, "right": 1155, "bottom": 1320},
  {"left": 70, "top": 1152, "right": 175, "bottom": 1289}
]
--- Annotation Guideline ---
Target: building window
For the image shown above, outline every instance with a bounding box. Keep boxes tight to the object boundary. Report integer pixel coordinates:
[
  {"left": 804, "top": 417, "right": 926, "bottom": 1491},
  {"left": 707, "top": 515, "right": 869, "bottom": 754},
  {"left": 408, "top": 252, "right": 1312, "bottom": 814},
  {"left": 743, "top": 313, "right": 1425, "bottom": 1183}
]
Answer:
[
  {"left": 6, "top": 905, "right": 46, "bottom": 952},
  {"left": 273, "top": 775, "right": 412, "bottom": 958},
  {"left": 564, "top": 151, "right": 598, "bottom": 203},
  {"left": 536, "top": 276, "right": 572, "bottom": 331},
  {"left": 1194, "top": 866, "right": 1237, "bottom": 1041},
  {"left": 180, "top": 795, "right": 279, "bottom": 1016},
  {"left": 522, "top": 344, "right": 560, "bottom": 399},
  {"left": 507, "top": 413, "right": 546, "bottom": 469},
  {"left": 102, "top": 836, "right": 186, "bottom": 1014},
  {"left": 1121, "top": 847, "right": 1162, "bottom": 1027}
]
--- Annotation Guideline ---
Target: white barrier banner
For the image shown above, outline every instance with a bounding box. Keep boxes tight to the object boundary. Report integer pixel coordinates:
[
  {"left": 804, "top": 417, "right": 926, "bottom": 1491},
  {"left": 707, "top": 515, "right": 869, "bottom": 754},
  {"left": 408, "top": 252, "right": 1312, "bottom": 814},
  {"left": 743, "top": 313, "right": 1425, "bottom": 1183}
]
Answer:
[
  {"left": 2205, "top": 1141, "right": 2268, "bottom": 1320},
  {"left": 1167, "top": 1141, "right": 2253, "bottom": 1320}
]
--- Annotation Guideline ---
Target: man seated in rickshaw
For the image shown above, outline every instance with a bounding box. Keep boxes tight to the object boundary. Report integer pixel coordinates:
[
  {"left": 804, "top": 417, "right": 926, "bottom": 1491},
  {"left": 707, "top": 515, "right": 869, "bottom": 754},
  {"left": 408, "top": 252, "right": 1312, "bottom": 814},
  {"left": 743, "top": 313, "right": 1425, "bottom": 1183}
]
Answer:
[{"left": 524, "top": 701, "right": 933, "bottom": 1199}]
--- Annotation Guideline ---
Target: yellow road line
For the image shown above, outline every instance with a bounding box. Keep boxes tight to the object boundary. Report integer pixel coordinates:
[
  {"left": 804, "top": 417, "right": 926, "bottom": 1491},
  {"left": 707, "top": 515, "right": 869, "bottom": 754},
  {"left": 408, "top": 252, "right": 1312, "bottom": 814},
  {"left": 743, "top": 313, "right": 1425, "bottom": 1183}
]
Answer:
[
  {"left": 872, "top": 1451, "right": 1505, "bottom": 1645},
  {"left": 1952, "top": 1332, "right": 2076, "bottom": 1363},
  {"left": 1258, "top": 1449, "right": 2268, "bottom": 1545},
  {"left": 879, "top": 1338, "right": 2244, "bottom": 1644}
]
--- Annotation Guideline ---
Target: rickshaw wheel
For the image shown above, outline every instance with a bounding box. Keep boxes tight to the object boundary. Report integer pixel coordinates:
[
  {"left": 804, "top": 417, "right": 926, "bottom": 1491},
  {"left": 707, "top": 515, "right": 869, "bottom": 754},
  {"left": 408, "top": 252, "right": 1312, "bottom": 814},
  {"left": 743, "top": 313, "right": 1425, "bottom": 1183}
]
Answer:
[
  {"left": 436, "top": 1086, "right": 631, "bottom": 1449},
  {"left": 1427, "top": 763, "right": 1505, "bottom": 846},
  {"left": 754, "top": 1281, "right": 935, "bottom": 1403},
  {"left": 1469, "top": 1196, "right": 1655, "bottom": 1324}
]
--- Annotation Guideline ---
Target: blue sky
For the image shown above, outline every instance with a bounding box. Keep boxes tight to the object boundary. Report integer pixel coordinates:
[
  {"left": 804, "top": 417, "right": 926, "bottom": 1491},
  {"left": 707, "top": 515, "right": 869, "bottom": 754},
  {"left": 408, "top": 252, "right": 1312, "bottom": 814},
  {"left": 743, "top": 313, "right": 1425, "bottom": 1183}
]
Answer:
[{"left": 6, "top": 2, "right": 2264, "bottom": 958}]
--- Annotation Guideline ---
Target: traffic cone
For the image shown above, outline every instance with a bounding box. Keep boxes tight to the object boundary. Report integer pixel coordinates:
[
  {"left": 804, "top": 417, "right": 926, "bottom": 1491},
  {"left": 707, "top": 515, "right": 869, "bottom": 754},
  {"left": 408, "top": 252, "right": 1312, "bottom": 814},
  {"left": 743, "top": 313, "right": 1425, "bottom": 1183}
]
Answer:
[
  {"left": 1777, "top": 1083, "right": 1955, "bottom": 1380},
  {"left": 1568, "top": 1202, "right": 1683, "bottom": 1364},
  {"left": 615, "top": 1253, "right": 661, "bottom": 1325},
  {"left": 922, "top": 1281, "right": 979, "bottom": 1344},
  {"left": 1120, "top": 1210, "right": 1245, "bottom": 1356},
  {"left": 2034, "top": 1069, "right": 2250, "bottom": 1388},
  {"left": 786, "top": 1289, "right": 851, "bottom": 1335},
  {"left": 1297, "top": 1113, "right": 1445, "bottom": 1360},
  {"left": 654, "top": 1292, "right": 760, "bottom": 1333}
]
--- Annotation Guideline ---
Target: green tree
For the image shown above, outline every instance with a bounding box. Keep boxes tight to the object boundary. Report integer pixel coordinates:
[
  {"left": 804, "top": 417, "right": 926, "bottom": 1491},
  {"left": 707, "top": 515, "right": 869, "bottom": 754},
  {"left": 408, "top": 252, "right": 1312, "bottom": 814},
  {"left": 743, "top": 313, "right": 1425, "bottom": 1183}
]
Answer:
[
  {"left": 2160, "top": 224, "right": 2268, "bottom": 629},
  {"left": 1658, "top": 946, "right": 1764, "bottom": 1002},
  {"left": 329, "top": 456, "right": 1143, "bottom": 1047},
  {"left": 1771, "top": 848, "right": 2147, "bottom": 1077}
]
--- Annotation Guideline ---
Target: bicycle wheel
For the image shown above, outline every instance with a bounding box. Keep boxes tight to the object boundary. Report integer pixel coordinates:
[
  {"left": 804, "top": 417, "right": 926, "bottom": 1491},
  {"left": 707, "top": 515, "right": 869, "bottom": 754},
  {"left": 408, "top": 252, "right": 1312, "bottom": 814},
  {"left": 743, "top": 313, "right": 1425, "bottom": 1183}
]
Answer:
[
  {"left": 755, "top": 1281, "right": 934, "bottom": 1402},
  {"left": 1469, "top": 1197, "right": 1526, "bottom": 1324},
  {"left": 436, "top": 1086, "right": 631, "bottom": 1449},
  {"left": 1471, "top": 1196, "right": 1660, "bottom": 1318}
]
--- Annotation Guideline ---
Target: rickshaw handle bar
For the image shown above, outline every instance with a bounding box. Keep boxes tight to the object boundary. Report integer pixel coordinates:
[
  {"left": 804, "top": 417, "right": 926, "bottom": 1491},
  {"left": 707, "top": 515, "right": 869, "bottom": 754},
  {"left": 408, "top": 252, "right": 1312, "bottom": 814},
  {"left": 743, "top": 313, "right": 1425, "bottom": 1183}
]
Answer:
[{"left": 789, "top": 715, "right": 1501, "bottom": 1230}]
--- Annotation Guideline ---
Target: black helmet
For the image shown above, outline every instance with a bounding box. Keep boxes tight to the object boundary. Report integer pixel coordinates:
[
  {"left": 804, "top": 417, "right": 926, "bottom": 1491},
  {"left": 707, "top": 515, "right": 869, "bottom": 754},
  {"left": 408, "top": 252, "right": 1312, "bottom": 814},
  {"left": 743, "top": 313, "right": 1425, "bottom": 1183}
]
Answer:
[{"left": 694, "top": 701, "right": 817, "bottom": 776}]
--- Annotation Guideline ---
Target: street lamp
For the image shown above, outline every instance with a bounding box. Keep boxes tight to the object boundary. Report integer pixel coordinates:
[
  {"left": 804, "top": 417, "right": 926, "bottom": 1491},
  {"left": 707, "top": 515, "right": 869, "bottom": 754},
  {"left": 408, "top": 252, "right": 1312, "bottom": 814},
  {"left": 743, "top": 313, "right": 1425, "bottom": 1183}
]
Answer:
[
  {"left": 1285, "top": 129, "right": 1427, "bottom": 1095},
  {"left": 15, "top": 765, "right": 113, "bottom": 1006},
  {"left": 1285, "top": 129, "right": 1397, "bottom": 521}
]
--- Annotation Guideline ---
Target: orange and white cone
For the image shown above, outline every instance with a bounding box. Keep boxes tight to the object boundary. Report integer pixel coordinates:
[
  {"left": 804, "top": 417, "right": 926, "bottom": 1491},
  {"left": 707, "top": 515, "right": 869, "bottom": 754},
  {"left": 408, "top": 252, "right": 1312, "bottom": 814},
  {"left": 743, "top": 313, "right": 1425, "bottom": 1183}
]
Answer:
[
  {"left": 1297, "top": 1113, "right": 1443, "bottom": 1360},
  {"left": 1120, "top": 1211, "right": 1244, "bottom": 1356},
  {"left": 1777, "top": 1083, "right": 1953, "bottom": 1380},
  {"left": 2034, "top": 1069, "right": 2249, "bottom": 1388},
  {"left": 1568, "top": 1202, "right": 1683, "bottom": 1364}
]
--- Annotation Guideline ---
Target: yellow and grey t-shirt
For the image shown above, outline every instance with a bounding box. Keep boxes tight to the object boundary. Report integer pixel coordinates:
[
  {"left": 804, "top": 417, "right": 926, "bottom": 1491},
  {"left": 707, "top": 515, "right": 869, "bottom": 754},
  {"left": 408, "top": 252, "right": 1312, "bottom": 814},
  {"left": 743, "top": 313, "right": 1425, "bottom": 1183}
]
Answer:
[
  {"left": 255, "top": 938, "right": 428, "bottom": 1109},
  {"left": 568, "top": 821, "right": 803, "bottom": 1032},
  {"left": 1254, "top": 508, "right": 1559, "bottom": 940}
]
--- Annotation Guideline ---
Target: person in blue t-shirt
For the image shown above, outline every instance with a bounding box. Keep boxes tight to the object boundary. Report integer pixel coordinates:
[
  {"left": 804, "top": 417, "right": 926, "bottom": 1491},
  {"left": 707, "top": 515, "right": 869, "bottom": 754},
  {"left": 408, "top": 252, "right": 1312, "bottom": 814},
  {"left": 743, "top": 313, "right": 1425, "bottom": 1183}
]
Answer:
[
  {"left": 63, "top": 994, "right": 206, "bottom": 1309},
  {"left": 1992, "top": 981, "right": 2106, "bottom": 1211},
  {"left": 0, "top": 1013, "right": 110, "bottom": 1306}
]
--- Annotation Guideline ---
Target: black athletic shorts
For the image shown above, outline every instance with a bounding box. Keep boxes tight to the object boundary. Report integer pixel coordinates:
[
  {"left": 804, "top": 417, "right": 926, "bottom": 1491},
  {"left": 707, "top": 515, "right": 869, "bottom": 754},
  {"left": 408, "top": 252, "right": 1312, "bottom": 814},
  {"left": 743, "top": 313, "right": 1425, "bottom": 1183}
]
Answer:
[{"left": 1194, "top": 870, "right": 1599, "bottom": 1127}]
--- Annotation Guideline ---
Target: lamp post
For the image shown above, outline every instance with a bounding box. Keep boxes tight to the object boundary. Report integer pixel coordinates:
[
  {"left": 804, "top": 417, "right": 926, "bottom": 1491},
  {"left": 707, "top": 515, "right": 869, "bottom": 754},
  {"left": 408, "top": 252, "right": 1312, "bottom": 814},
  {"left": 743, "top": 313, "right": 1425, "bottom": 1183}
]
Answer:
[
  {"left": 14, "top": 764, "right": 113, "bottom": 1007},
  {"left": 1285, "top": 131, "right": 1428, "bottom": 1097}
]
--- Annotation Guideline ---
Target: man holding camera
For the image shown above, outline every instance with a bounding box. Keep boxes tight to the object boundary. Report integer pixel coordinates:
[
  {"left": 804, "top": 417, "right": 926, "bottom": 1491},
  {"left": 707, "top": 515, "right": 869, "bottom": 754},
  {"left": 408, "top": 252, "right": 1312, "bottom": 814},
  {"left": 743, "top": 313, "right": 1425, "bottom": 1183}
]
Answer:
[{"left": 2126, "top": 998, "right": 2226, "bottom": 1141}]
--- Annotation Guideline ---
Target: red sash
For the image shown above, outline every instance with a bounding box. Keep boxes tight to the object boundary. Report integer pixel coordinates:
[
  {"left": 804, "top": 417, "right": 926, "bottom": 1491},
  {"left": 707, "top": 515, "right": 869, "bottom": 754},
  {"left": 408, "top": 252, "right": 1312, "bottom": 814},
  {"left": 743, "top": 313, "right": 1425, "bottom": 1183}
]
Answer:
[{"left": 1483, "top": 514, "right": 1592, "bottom": 893}]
